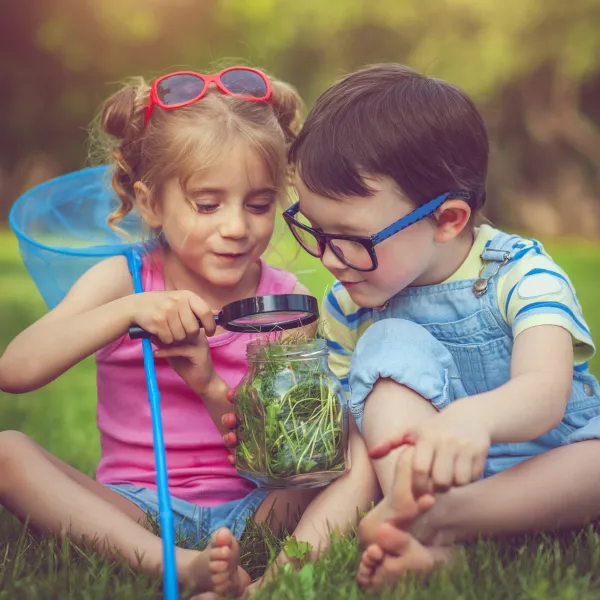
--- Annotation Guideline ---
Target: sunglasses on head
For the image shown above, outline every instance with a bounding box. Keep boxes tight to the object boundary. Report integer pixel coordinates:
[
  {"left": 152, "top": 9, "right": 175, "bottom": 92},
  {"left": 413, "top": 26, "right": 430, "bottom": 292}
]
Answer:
[{"left": 145, "top": 67, "right": 273, "bottom": 127}]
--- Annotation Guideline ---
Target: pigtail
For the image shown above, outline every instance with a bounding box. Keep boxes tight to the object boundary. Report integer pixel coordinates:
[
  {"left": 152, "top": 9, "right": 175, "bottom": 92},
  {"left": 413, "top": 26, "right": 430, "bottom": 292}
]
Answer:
[
  {"left": 270, "top": 80, "right": 304, "bottom": 146},
  {"left": 96, "top": 78, "right": 149, "bottom": 231}
]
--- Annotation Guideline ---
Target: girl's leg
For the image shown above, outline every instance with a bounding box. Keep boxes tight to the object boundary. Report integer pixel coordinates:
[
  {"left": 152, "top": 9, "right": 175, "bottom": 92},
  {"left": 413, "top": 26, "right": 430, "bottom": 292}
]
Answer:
[
  {"left": 247, "top": 420, "right": 381, "bottom": 596},
  {"left": 0, "top": 430, "right": 245, "bottom": 596},
  {"left": 273, "top": 419, "right": 380, "bottom": 556},
  {"left": 253, "top": 483, "right": 320, "bottom": 534}
]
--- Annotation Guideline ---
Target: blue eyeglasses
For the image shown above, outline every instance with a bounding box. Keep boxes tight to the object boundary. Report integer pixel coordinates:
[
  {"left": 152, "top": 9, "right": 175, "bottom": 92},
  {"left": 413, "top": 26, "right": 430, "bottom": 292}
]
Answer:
[{"left": 283, "top": 191, "right": 472, "bottom": 272}]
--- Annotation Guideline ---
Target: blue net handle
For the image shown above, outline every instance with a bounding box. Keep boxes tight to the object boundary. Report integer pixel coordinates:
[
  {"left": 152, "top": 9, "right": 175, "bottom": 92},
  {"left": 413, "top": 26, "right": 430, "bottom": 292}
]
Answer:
[
  {"left": 127, "top": 249, "right": 178, "bottom": 600},
  {"left": 9, "top": 168, "right": 179, "bottom": 600}
]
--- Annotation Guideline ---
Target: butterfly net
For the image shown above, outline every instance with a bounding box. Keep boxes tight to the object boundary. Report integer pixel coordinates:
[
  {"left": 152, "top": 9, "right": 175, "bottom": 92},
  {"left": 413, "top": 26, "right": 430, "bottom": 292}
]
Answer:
[{"left": 9, "top": 166, "right": 145, "bottom": 309}]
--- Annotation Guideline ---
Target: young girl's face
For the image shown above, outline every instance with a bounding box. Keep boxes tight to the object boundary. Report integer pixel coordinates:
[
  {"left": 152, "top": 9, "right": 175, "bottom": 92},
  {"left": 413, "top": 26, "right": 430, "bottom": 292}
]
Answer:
[
  {"left": 155, "top": 141, "right": 278, "bottom": 289},
  {"left": 295, "top": 175, "right": 442, "bottom": 308}
]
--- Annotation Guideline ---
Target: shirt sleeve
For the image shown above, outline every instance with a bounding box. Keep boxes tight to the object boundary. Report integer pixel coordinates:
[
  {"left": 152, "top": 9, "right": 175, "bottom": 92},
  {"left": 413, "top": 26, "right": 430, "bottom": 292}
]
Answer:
[
  {"left": 497, "top": 244, "right": 595, "bottom": 364},
  {"left": 320, "top": 282, "right": 374, "bottom": 396}
]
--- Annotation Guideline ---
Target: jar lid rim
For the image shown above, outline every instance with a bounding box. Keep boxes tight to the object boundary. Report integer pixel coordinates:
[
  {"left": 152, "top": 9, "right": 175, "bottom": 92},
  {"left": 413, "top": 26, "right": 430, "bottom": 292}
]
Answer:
[{"left": 246, "top": 338, "right": 327, "bottom": 359}]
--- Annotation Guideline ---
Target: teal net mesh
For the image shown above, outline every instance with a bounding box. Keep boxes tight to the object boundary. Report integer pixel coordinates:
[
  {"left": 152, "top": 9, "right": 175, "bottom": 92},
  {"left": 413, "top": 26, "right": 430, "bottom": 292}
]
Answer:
[{"left": 9, "top": 166, "right": 145, "bottom": 308}]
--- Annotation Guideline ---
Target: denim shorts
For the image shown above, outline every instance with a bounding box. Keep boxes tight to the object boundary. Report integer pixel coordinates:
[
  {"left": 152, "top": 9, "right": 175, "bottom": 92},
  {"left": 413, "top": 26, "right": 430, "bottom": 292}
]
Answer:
[
  {"left": 348, "top": 318, "right": 600, "bottom": 479},
  {"left": 105, "top": 483, "right": 270, "bottom": 548}
]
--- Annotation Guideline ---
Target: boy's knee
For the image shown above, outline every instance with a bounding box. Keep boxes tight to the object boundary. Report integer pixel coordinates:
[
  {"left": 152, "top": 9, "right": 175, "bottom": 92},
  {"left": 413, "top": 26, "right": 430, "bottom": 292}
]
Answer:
[
  {"left": 354, "top": 319, "right": 434, "bottom": 353},
  {"left": 348, "top": 319, "right": 466, "bottom": 432}
]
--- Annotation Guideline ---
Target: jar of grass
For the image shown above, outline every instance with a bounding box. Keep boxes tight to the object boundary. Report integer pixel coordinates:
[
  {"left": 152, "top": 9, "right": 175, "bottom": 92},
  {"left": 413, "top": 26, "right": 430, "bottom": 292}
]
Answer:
[{"left": 234, "top": 338, "right": 350, "bottom": 489}]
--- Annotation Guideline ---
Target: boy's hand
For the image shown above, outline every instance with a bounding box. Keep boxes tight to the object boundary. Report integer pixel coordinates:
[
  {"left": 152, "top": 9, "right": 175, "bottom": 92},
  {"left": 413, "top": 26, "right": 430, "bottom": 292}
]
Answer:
[{"left": 370, "top": 404, "right": 490, "bottom": 496}]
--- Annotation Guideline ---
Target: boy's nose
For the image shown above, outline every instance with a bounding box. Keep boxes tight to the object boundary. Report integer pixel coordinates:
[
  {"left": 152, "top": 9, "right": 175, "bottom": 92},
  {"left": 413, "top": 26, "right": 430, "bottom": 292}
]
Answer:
[{"left": 321, "top": 244, "right": 348, "bottom": 272}]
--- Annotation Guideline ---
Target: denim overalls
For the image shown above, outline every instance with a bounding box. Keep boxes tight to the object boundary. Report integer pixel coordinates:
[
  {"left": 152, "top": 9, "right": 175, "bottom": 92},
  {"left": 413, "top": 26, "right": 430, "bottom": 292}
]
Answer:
[{"left": 348, "top": 230, "right": 600, "bottom": 477}]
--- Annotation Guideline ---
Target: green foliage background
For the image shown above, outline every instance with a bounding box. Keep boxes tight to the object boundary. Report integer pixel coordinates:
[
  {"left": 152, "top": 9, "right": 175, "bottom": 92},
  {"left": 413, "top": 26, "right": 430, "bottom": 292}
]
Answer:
[{"left": 1, "top": 0, "right": 600, "bottom": 235}]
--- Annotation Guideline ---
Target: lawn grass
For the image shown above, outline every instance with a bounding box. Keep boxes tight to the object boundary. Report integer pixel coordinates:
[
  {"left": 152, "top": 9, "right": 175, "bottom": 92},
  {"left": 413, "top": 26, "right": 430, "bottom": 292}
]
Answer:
[{"left": 0, "top": 226, "right": 599, "bottom": 599}]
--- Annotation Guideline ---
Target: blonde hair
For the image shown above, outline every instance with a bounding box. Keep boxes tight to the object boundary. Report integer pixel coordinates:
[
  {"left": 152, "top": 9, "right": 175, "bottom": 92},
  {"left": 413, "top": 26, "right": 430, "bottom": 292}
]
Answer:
[{"left": 92, "top": 70, "right": 303, "bottom": 231}]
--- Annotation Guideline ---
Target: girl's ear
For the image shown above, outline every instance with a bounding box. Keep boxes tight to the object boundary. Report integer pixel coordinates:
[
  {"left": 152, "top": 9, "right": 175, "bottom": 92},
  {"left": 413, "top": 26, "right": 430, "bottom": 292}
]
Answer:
[
  {"left": 133, "top": 182, "right": 162, "bottom": 229},
  {"left": 433, "top": 199, "right": 472, "bottom": 242}
]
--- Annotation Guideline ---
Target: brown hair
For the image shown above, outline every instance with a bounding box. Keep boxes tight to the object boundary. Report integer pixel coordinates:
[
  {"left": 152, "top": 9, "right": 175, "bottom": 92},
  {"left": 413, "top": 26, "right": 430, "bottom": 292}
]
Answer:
[
  {"left": 93, "top": 71, "right": 303, "bottom": 231},
  {"left": 289, "top": 64, "right": 488, "bottom": 213}
]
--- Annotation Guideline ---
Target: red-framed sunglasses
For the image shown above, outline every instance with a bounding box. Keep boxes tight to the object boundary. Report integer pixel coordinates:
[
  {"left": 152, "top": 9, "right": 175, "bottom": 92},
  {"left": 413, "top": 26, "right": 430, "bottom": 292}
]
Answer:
[{"left": 145, "top": 67, "right": 273, "bottom": 127}]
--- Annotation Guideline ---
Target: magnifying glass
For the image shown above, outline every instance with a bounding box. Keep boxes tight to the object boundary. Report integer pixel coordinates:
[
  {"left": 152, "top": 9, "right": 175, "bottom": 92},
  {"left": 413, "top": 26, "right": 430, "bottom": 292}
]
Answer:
[{"left": 128, "top": 293, "right": 319, "bottom": 339}]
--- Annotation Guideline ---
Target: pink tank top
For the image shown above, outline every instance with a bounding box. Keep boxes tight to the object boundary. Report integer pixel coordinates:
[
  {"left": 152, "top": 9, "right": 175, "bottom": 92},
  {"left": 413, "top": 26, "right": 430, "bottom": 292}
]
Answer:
[{"left": 95, "top": 256, "right": 297, "bottom": 506}]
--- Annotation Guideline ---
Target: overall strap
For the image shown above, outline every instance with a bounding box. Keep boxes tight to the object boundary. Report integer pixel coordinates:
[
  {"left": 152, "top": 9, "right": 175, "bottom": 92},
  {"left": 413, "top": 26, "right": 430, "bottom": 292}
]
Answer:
[{"left": 472, "top": 230, "right": 521, "bottom": 297}]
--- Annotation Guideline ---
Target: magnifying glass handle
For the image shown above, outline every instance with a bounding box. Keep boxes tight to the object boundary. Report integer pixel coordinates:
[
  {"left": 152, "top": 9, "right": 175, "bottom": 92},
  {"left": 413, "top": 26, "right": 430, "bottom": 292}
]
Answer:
[
  {"left": 128, "top": 314, "right": 221, "bottom": 340},
  {"left": 128, "top": 326, "right": 156, "bottom": 340}
]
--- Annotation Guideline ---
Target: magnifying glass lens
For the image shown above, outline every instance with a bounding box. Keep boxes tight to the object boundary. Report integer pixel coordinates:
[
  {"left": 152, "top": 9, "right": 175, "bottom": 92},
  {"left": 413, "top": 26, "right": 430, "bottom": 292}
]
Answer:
[{"left": 229, "top": 310, "right": 315, "bottom": 326}]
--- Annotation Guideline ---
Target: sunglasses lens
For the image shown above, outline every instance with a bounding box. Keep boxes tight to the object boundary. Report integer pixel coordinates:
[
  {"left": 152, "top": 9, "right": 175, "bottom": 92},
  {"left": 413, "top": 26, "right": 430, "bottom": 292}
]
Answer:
[
  {"left": 220, "top": 69, "right": 269, "bottom": 98},
  {"left": 156, "top": 74, "right": 205, "bottom": 106}
]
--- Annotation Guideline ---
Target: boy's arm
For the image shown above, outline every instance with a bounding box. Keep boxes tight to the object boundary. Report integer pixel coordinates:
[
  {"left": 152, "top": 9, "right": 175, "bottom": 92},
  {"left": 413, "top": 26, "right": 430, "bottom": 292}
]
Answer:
[
  {"left": 471, "top": 247, "right": 595, "bottom": 443},
  {"left": 448, "top": 323, "right": 574, "bottom": 443},
  {"left": 370, "top": 323, "right": 576, "bottom": 496}
]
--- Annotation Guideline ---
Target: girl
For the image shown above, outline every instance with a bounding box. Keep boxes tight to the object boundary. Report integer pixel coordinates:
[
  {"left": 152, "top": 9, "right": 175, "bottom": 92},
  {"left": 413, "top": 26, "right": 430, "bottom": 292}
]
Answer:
[
  {"left": 279, "top": 63, "right": 600, "bottom": 589},
  {"left": 0, "top": 65, "right": 320, "bottom": 597}
]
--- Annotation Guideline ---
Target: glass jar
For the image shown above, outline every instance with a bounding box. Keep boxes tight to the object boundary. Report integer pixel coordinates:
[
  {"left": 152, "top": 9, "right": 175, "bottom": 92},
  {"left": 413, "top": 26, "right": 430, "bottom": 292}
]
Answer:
[{"left": 234, "top": 338, "right": 350, "bottom": 489}]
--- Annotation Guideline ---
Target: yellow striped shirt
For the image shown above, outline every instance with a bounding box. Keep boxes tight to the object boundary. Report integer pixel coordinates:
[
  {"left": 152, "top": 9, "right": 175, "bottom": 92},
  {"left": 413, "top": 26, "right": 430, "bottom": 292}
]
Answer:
[{"left": 323, "top": 225, "right": 595, "bottom": 392}]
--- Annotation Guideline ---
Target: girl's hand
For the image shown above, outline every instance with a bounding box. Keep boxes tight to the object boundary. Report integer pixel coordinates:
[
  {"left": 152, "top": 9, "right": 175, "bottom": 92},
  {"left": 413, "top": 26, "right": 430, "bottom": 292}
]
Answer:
[
  {"left": 128, "top": 290, "right": 216, "bottom": 344},
  {"left": 370, "top": 404, "right": 491, "bottom": 496},
  {"left": 222, "top": 389, "right": 239, "bottom": 466},
  {"left": 153, "top": 330, "right": 216, "bottom": 395}
]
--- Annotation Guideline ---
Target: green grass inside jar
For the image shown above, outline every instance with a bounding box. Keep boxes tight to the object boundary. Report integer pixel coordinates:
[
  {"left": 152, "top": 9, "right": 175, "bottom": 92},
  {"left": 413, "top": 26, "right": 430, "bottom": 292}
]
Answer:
[{"left": 235, "top": 340, "right": 345, "bottom": 479}]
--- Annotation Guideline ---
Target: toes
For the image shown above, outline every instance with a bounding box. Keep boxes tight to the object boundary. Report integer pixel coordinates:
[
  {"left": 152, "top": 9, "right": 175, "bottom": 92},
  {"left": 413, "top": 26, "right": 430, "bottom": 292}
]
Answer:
[
  {"left": 357, "top": 570, "right": 371, "bottom": 588},
  {"left": 209, "top": 558, "right": 232, "bottom": 574},
  {"left": 376, "top": 522, "right": 412, "bottom": 556},
  {"left": 363, "top": 544, "right": 384, "bottom": 568},
  {"left": 357, "top": 544, "right": 384, "bottom": 589},
  {"left": 211, "top": 527, "right": 235, "bottom": 549},
  {"left": 209, "top": 545, "right": 232, "bottom": 563},
  {"left": 357, "top": 563, "right": 373, "bottom": 588}
]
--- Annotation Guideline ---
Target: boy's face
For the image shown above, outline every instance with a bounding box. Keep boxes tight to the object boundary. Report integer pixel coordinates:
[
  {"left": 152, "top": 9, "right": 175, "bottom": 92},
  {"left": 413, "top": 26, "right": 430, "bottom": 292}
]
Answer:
[{"left": 294, "top": 174, "right": 441, "bottom": 308}]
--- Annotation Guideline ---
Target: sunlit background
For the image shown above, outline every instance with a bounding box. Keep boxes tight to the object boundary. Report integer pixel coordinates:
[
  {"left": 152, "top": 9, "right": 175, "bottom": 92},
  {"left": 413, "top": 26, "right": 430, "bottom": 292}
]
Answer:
[
  {"left": 0, "top": 0, "right": 599, "bottom": 472},
  {"left": 1, "top": 0, "right": 600, "bottom": 236},
  {"left": 0, "top": 4, "right": 599, "bottom": 596}
]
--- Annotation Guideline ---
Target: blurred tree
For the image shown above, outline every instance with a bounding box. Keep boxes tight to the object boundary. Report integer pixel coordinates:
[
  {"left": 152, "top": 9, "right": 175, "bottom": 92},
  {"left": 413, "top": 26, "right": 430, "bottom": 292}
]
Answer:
[{"left": 1, "top": 0, "right": 599, "bottom": 235}]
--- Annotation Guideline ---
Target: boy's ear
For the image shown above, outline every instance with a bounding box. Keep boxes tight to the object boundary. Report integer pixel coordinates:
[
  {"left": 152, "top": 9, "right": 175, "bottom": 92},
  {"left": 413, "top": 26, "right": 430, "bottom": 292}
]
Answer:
[
  {"left": 433, "top": 199, "right": 471, "bottom": 242},
  {"left": 133, "top": 182, "right": 162, "bottom": 228}
]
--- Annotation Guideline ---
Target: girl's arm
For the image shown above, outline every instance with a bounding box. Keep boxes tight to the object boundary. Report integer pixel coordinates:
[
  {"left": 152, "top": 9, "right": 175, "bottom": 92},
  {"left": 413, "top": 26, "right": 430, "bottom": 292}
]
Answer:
[
  {"left": 0, "top": 256, "right": 135, "bottom": 393},
  {"left": 158, "top": 281, "right": 317, "bottom": 435}
]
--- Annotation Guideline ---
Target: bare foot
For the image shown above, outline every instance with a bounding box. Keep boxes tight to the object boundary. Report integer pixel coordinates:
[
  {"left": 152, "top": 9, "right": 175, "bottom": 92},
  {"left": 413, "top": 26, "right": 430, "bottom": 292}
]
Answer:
[
  {"left": 358, "top": 447, "right": 434, "bottom": 549},
  {"left": 357, "top": 543, "right": 384, "bottom": 588},
  {"left": 357, "top": 522, "right": 452, "bottom": 589},
  {"left": 356, "top": 447, "right": 448, "bottom": 589},
  {"left": 184, "top": 528, "right": 250, "bottom": 599}
]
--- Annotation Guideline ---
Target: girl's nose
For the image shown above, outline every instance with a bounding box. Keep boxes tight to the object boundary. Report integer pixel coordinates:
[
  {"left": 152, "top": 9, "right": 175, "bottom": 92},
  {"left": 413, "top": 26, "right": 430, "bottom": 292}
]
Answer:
[{"left": 219, "top": 209, "right": 248, "bottom": 239}]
